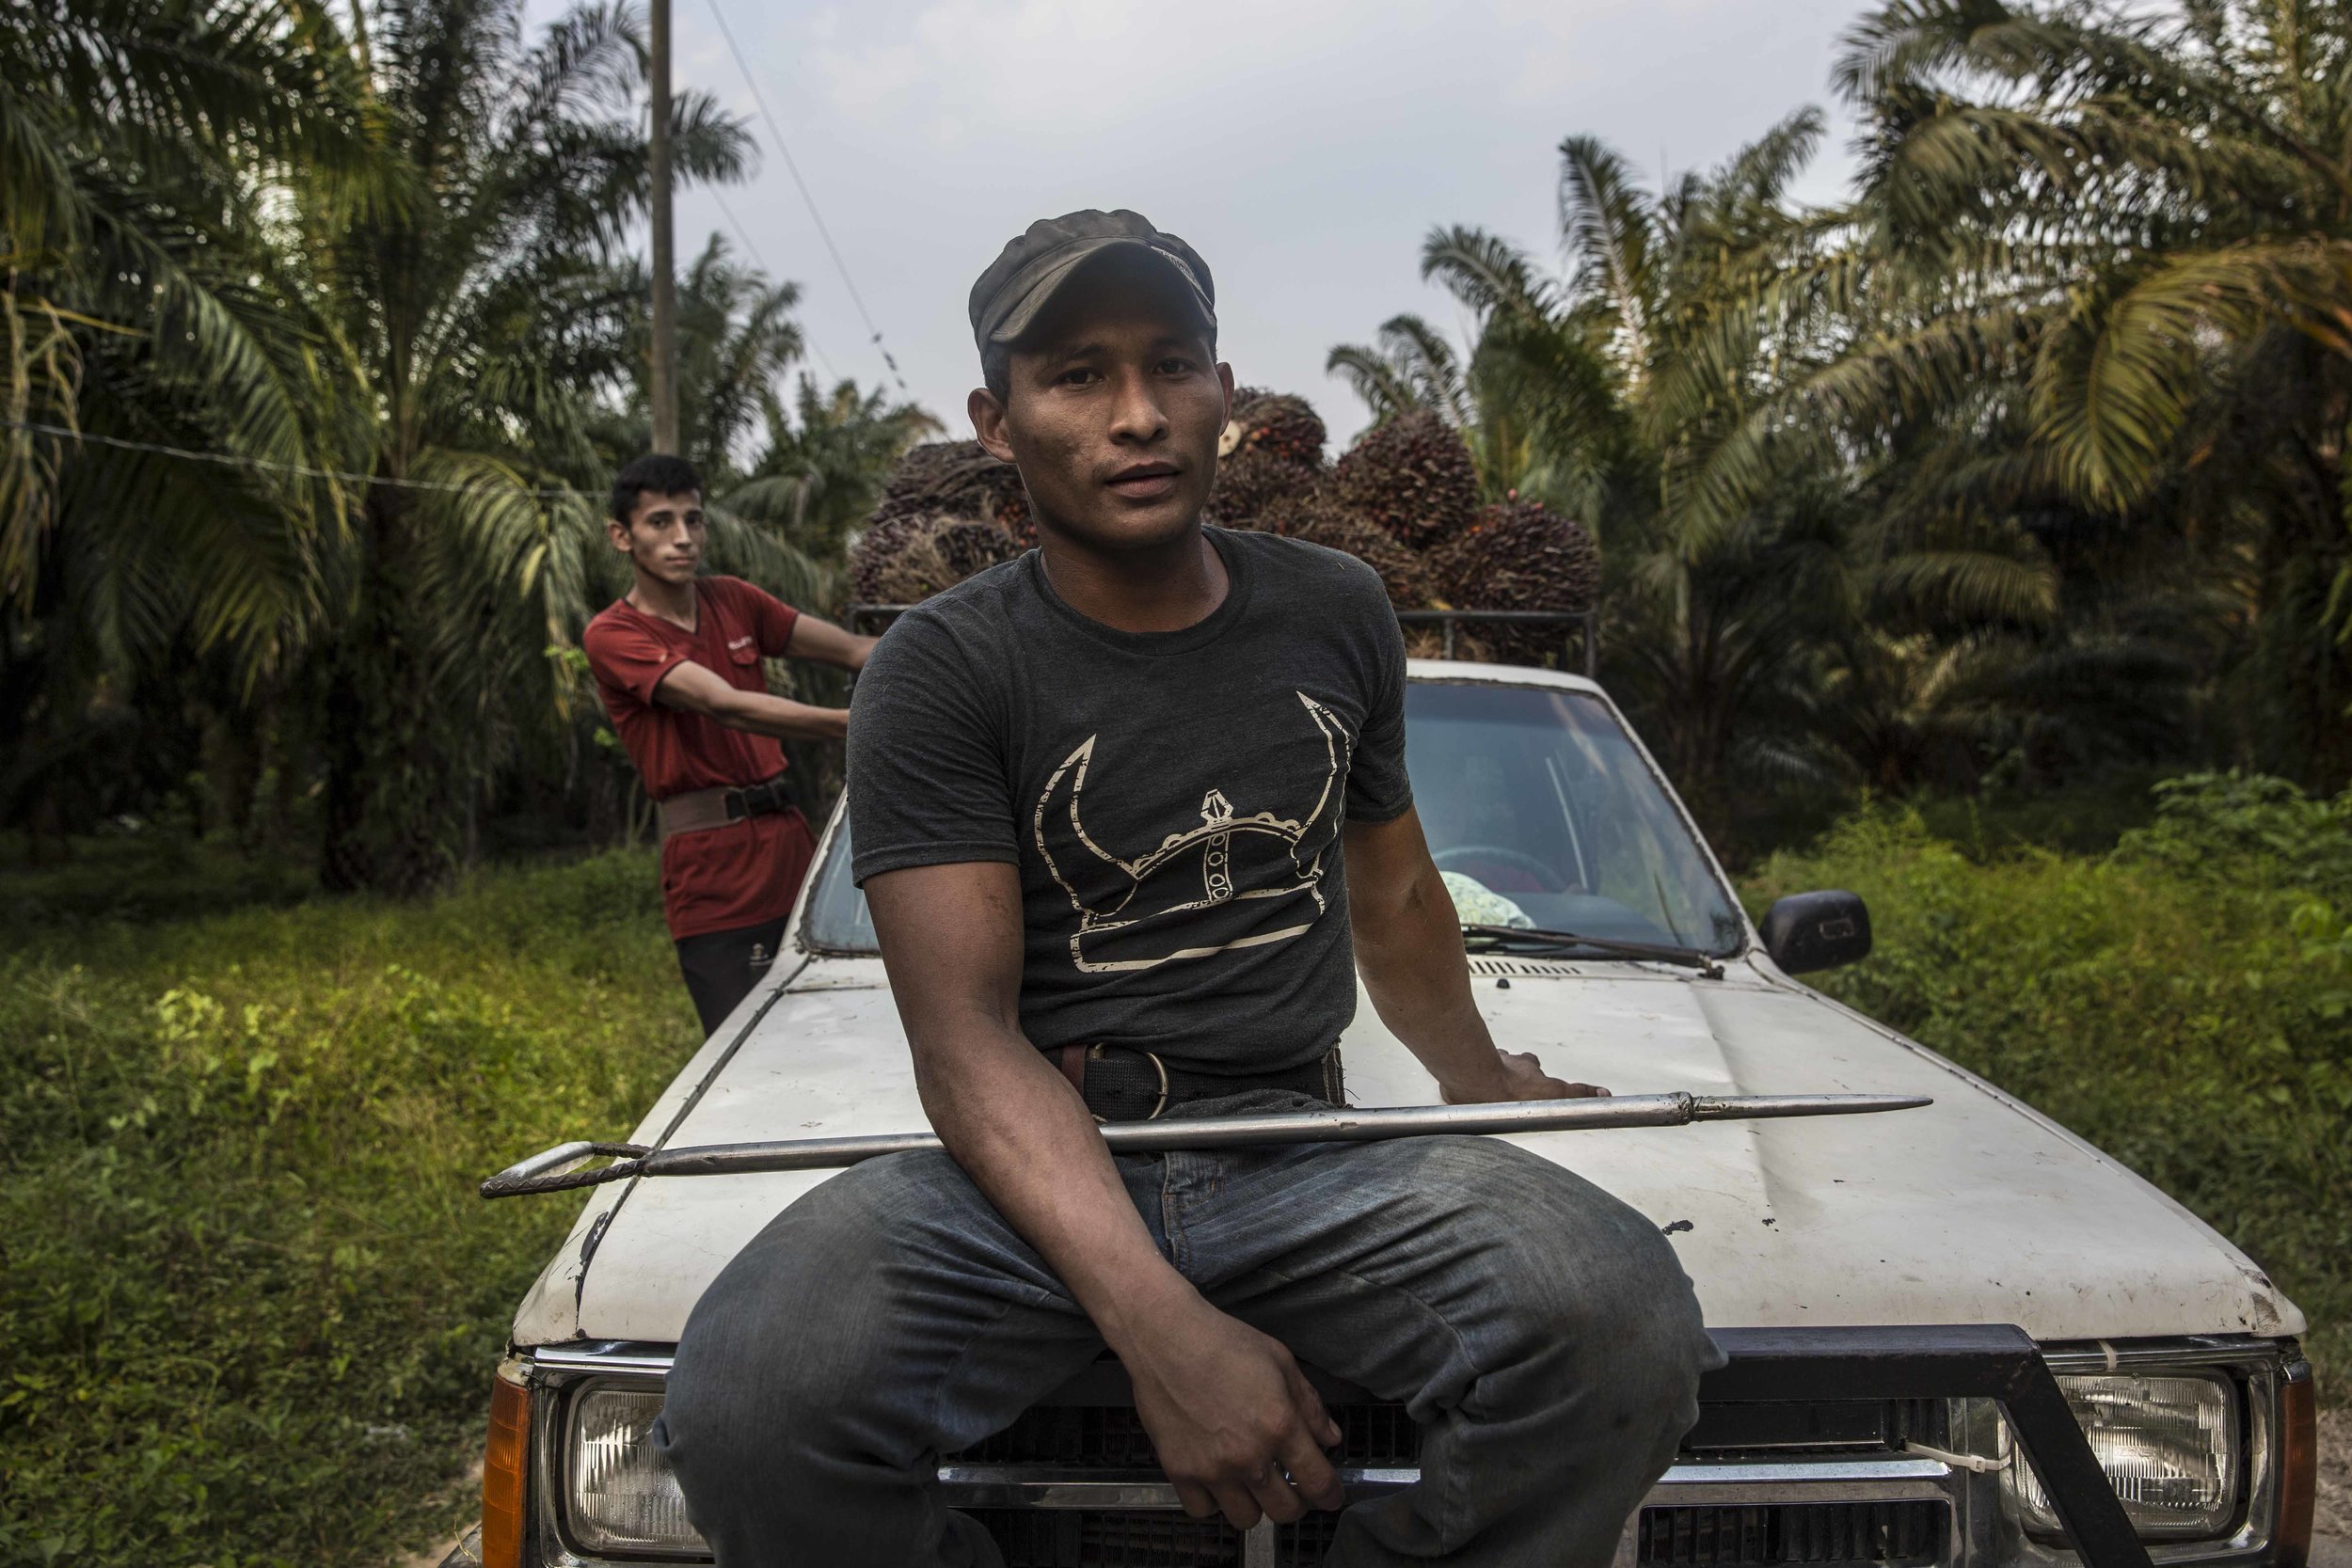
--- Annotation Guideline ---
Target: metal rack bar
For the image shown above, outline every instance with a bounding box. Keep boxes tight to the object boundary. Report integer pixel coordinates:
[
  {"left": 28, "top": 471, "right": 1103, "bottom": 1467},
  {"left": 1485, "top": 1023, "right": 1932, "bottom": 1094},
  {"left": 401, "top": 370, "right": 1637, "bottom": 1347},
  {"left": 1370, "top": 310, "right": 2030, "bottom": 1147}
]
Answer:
[{"left": 848, "top": 604, "right": 1599, "bottom": 676}]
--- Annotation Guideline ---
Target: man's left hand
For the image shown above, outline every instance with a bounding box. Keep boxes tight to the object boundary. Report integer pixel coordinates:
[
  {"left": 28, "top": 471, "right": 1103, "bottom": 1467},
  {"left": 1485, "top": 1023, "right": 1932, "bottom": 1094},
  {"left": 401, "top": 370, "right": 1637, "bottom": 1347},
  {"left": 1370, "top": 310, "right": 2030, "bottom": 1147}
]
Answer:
[{"left": 1439, "top": 1047, "right": 1609, "bottom": 1104}]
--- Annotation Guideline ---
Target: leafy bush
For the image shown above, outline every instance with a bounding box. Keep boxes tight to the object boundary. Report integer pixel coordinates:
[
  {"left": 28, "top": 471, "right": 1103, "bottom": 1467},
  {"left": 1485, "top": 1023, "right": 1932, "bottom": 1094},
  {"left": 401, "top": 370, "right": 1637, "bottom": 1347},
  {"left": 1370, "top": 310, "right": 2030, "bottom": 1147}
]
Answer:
[
  {"left": 1748, "top": 773, "right": 2352, "bottom": 1385},
  {"left": 5, "top": 834, "right": 318, "bottom": 926},
  {"left": 0, "top": 850, "right": 696, "bottom": 1568}
]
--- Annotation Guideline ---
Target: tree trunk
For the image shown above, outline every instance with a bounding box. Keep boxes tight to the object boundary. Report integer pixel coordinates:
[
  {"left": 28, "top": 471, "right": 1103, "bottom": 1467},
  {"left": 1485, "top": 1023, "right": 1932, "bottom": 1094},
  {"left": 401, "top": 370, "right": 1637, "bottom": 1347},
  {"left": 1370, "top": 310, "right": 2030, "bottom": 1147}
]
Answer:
[
  {"left": 198, "top": 698, "right": 262, "bottom": 846},
  {"left": 2245, "top": 377, "right": 2352, "bottom": 792},
  {"left": 319, "top": 488, "right": 455, "bottom": 896}
]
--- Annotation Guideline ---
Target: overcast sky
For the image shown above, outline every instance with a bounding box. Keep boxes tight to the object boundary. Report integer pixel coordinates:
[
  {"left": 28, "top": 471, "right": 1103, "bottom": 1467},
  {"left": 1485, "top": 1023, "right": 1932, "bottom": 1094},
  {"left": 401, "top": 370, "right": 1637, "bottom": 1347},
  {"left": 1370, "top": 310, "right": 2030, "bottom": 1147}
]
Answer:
[{"left": 543, "top": 0, "right": 1876, "bottom": 445}]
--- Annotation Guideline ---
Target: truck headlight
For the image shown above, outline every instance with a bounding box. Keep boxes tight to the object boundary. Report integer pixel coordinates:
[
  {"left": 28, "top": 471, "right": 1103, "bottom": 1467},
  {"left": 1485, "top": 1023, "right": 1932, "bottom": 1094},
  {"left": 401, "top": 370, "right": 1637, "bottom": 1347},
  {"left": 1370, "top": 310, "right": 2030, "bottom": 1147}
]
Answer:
[
  {"left": 565, "top": 1385, "right": 707, "bottom": 1556},
  {"left": 2007, "top": 1372, "right": 2241, "bottom": 1541}
]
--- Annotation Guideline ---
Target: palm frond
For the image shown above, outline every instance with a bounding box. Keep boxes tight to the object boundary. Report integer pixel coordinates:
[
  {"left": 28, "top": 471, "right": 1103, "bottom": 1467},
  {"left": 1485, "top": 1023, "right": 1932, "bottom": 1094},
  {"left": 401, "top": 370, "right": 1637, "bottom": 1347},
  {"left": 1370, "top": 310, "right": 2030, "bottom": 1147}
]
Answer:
[
  {"left": 2027, "top": 243, "right": 2332, "bottom": 506},
  {"left": 1556, "top": 134, "right": 1659, "bottom": 368},
  {"left": 1420, "top": 225, "right": 1559, "bottom": 325},
  {"left": 1327, "top": 343, "right": 1431, "bottom": 425}
]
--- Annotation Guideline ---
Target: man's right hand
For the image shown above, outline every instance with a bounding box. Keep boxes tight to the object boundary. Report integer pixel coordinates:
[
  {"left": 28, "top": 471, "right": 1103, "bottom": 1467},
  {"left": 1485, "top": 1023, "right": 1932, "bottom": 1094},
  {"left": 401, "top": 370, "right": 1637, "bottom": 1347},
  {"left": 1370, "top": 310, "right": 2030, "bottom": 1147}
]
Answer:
[
  {"left": 1120, "top": 1291, "right": 1347, "bottom": 1528},
  {"left": 1441, "top": 1045, "right": 1608, "bottom": 1104},
  {"left": 869, "top": 862, "right": 1347, "bottom": 1530}
]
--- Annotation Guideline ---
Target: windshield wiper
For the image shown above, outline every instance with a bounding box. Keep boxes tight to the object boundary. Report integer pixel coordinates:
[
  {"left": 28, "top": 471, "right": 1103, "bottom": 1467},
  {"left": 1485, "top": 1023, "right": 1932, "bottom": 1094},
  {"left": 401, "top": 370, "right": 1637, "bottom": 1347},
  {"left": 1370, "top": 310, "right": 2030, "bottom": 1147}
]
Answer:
[{"left": 1460, "top": 923, "right": 1725, "bottom": 978}]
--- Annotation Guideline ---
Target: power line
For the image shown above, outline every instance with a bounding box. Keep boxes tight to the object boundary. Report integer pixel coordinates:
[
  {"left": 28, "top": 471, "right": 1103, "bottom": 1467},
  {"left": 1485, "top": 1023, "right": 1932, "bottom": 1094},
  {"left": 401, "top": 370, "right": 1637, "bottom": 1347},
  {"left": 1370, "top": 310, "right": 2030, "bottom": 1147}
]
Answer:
[
  {"left": 2, "top": 418, "right": 600, "bottom": 501},
  {"left": 707, "top": 184, "right": 843, "bottom": 384},
  {"left": 702, "top": 0, "right": 910, "bottom": 394}
]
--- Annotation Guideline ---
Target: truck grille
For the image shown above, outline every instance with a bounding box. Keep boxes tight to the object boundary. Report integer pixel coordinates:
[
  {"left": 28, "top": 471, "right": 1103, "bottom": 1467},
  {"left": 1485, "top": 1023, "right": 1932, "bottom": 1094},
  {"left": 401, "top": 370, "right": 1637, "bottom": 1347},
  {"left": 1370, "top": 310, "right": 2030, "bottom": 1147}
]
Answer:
[
  {"left": 1640, "top": 1501, "right": 1946, "bottom": 1568},
  {"left": 953, "top": 1397, "right": 1951, "bottom": 1568},
  {"left": 954, "top": 1400, "right": 1421, "bottom": 1468},
  {"left": 951, "top": 1396, "right": 1934, "bottom": 1471},
  {"left": 1682, "top": 1400, "right": 1947, "bottom": 1457},
  {"left": 969, "top": 1511, "right": 1343, "bottom": 1568},
  {"left": 970, "top": 1500, "right": 1945, "bottom": 1568}
]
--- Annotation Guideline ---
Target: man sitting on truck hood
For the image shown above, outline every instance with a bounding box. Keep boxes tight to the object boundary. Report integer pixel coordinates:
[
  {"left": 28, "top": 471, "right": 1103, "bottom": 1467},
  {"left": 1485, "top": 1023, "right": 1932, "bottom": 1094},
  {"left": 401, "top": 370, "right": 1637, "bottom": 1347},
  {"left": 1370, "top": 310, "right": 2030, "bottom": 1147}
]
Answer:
[{"left": 652, "top": 209, "right": 1724, "bottom": 1566}]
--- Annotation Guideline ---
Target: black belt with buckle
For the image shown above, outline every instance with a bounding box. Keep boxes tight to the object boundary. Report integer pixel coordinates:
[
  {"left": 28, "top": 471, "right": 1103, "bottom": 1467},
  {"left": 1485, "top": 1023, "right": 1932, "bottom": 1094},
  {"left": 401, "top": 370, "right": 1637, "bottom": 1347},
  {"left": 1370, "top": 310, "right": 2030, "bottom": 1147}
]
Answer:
[
  {"left": 725, "top": 776, "right": 793, "bottom": 822},
  {"left": 1053, "top": 1043, "right": 1343, "bottom": 1123}
]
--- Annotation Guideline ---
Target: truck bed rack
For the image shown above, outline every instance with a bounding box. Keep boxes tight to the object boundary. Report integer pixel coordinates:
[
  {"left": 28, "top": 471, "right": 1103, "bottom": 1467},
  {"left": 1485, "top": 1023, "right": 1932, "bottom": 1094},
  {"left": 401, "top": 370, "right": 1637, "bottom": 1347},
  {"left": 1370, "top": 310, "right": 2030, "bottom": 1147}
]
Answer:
[{"left": 847, "top": 604, "right": 1598, "bottom": 676}]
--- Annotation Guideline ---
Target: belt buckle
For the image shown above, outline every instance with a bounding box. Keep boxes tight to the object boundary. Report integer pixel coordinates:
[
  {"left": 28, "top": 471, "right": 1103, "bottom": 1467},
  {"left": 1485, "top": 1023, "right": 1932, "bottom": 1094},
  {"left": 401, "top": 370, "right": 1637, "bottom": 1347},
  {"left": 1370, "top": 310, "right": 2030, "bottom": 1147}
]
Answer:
[
  {"left": 1088, "top": 1043, "right": 1168, "bottom": 1122},
  {"left": 726, "top": 781, "right": 776, "bottom": 822}
]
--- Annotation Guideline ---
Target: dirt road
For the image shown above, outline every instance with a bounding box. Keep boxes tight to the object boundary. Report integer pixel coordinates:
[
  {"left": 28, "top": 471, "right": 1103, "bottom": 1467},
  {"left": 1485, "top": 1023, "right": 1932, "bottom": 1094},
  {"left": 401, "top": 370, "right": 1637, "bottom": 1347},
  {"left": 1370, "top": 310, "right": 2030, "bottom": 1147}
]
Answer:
[{"left": 2317, "top": 1405, "right": 2349, "bottom": 1568}]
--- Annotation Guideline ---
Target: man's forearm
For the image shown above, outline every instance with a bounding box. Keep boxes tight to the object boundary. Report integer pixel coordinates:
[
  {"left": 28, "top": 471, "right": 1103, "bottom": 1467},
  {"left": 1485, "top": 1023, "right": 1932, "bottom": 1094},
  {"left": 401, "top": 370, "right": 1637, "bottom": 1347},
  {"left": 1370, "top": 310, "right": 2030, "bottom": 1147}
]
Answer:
[
  {"left": 913, "top": 1022, "right": 1198, "bottom": 1350},
  {"left": 1349, "top": 852, "right": 1517, "bottom": 1095},
  {"left": 784, "top": 615, "right": 877, "bottom": 673},
  {"left": 713, "top": 689, "right": 850, "bottom": 741}
]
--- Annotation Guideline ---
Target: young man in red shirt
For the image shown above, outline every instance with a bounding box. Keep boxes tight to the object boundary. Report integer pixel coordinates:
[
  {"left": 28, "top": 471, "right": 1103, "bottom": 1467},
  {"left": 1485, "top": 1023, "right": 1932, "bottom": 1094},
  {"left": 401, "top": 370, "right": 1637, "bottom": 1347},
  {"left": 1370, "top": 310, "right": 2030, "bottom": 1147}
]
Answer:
[{"left": 583, "top": 453, "right": 874, "bottom": 1037}]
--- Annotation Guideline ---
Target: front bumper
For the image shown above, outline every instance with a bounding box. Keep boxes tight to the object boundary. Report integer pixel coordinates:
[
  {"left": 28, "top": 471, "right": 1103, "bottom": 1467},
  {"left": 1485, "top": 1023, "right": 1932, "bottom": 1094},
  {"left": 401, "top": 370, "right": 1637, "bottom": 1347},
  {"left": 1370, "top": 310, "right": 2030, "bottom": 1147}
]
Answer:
[{"left": 488, "top": 1325, "right": 2309, "bottom": 1568}]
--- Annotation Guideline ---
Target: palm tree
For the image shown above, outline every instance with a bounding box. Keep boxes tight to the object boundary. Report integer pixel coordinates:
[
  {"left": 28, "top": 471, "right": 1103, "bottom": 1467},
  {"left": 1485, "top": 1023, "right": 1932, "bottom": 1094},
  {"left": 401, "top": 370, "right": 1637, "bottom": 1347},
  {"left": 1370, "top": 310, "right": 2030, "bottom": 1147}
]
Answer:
[
  {"left": 1776, "top": 0, "right": 2352, "bottom": 784},
  {"left": 302, "top": 0, "right": 756, "bottom": 893},
  {"left": 2, "top": 0, "right": 380, "bottom": 853},
  {"left": 728, "top": 375, "right": 944, "bottom": 566},
  {"left": 2, "top": 1, "right": 379, "bottom": 633},
  {"left": 1334, "top": 115, "right": 2055, "bottom": 823},
  {"left": 595, "top": 235, "right": 804, "bottom": 480}
]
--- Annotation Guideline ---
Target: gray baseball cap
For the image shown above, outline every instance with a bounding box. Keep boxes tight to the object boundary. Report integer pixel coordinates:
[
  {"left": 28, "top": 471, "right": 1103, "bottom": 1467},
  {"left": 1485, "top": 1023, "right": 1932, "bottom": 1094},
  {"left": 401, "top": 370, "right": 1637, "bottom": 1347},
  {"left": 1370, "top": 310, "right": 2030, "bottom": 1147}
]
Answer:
[{"left": 968, "top": 209, "right": 1216, "bottom": 355}]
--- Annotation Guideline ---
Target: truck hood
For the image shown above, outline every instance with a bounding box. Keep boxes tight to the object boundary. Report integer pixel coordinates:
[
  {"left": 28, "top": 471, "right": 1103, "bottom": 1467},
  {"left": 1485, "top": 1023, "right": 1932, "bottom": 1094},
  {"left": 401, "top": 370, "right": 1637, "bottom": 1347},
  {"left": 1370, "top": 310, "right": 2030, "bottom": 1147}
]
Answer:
[{"left": 513, "top": 956, "right": 2302, "bottom": 1349}]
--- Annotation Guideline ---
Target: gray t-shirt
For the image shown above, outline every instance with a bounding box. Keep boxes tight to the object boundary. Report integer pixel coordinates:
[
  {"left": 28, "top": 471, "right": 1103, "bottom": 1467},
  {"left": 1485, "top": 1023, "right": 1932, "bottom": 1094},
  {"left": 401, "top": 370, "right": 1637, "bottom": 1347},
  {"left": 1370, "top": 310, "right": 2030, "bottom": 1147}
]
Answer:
[{"left": 848, "top": 527, "right": 1412, "bottom": 1073}]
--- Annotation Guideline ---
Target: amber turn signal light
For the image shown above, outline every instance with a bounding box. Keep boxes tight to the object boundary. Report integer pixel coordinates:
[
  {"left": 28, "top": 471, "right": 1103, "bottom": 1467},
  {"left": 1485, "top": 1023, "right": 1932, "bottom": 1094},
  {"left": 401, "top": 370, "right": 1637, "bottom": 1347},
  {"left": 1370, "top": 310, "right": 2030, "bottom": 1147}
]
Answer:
[
  {"left": 480, "top": 1370, "right": 532, "bottom": 1568},
  {"left": 2275, "top": 1369, "right": 2316, "bottom": 1568}
]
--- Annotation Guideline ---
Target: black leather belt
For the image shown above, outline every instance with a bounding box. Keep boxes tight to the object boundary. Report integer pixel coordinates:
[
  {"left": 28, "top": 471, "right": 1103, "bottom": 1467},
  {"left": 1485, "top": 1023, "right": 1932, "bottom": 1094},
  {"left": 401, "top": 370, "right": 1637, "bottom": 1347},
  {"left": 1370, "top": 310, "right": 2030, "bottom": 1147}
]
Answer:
[{"left": 1054, "top": 1043, "right": 1343, "bottom": 1122}]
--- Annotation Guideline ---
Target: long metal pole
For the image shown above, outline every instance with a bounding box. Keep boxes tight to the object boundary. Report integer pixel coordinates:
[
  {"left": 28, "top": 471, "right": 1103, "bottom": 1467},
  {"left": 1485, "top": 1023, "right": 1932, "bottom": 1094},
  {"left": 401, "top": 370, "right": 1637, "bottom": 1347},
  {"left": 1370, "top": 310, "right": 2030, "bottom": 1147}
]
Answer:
[
  {"left": 647, "top": 0, "right": 679, "bottom": 454},
  {"left": 480, "top": 1091, "right": 1931, "bottom": 1198}
]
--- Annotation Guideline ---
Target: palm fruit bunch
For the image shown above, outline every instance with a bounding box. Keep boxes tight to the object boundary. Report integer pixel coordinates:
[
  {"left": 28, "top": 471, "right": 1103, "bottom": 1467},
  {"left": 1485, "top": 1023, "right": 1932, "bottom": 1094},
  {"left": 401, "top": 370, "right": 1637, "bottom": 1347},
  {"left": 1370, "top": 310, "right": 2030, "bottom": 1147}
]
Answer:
[
  {"left": 1224, "top": 388, "right": 1327, "bottom": 468},
  {"left": 1258, "top": 495, "right": 1434, "bottom": 610},
  {"left": 850, "top": 393, "right": 1601, "bottom": 667},
  {"left": 1329, "top": 409, "right": 1479, "bottom": 549},
  {"left": 1204, "top": 450, "right": 1316, "bottom": 527},
  {"left": 1205, "top": 387, "right": 1327, "bottom": 528},
  {"left": 873, "top": 440, "right": 1034, "bottom": 546},
  {"left": 1428, "top": 499, "right": 1602, "bottom": 665},
  {"left": 850, "top": 512, "right": 1022, "bottom": 606}
]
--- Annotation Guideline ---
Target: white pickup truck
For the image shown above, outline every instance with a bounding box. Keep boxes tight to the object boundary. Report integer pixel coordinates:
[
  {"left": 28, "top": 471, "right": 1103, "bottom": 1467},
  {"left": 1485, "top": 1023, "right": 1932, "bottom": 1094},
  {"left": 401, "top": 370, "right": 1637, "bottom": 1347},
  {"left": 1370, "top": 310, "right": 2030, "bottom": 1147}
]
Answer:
[{"left": 453, "top": 659, "right": 2317, "bottom": 1568}]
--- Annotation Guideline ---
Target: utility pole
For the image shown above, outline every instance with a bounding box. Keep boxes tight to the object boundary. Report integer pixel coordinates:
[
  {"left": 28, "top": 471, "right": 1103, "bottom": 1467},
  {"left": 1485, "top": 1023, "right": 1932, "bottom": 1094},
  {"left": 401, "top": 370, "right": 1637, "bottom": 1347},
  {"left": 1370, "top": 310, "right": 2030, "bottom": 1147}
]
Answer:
[{"left": 647, "top": 0, "right": 679, "bottom": 454}]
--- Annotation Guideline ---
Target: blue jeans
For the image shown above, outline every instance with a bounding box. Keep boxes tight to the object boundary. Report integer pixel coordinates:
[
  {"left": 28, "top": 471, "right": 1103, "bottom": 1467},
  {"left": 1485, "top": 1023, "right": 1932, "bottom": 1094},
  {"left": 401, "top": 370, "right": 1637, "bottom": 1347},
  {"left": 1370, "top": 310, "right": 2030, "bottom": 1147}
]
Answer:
[{"left": 655, "top": 1092, "right": 1723, "bottom": 1566}]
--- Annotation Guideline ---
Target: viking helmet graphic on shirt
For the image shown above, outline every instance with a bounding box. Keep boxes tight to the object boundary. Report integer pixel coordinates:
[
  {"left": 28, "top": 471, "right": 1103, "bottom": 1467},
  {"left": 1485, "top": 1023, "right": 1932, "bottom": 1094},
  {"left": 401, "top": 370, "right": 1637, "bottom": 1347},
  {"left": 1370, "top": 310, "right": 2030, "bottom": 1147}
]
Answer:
[{"left": 1034, "top": 692, "right": 1354, "bottom": 974}]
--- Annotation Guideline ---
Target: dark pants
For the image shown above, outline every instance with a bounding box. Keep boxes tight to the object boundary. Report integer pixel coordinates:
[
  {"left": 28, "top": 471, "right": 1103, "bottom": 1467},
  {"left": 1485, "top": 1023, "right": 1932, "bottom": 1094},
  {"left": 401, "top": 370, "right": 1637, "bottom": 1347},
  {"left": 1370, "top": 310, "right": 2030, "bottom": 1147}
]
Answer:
[
  {"left": 654, "top": 1090, "right": 1723, "bottom": 1566},
  {"left": 675, "top": 915, "right": 789, "bottom": 1037}
]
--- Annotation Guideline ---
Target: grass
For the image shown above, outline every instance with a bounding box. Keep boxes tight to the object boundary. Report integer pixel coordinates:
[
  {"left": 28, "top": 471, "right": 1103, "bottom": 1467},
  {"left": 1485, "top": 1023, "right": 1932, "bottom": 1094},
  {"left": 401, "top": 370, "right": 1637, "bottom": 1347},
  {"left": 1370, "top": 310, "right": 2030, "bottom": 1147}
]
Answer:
[
  {"left": 1, "top": 772, "right": 2342, "bottom": 1565},
  {"left": 0, "top": 848, "right": 699, "bottom": 1568}
]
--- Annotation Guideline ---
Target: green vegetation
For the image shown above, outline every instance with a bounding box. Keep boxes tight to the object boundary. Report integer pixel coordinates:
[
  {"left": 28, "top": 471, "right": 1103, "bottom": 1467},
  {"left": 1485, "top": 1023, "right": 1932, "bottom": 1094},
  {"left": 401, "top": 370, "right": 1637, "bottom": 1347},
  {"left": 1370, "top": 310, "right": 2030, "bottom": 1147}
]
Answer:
[
  {"left": 6, "top": 0, "right": 2349, "bottom": 1554},
  {"left": 1750, "top": 773, "right": 2352, "bottom": 1384},
  {"left": 6, "top": 772, "right": 2342, "bottom": 1565},
  {"left": 4, "top": 0, "right": 930, "bottom": 895},
  {"left": 13, "top": 0, "right": 2352, "bottom": 882},
  {"left": 1334, "top": 0, "right": 2352, "bottom": 851},
  {"left": 0, "top": 848, "right": 697, "bottom": 1567}
]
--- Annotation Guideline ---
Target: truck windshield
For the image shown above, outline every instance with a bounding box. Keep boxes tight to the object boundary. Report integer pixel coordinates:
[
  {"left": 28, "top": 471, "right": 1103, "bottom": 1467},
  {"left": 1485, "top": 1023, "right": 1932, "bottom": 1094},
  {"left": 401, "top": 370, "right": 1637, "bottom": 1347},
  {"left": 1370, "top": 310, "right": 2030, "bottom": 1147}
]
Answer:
[
  {"left": 1405, "top": 680, "right": 1744, "bottom": 956},
  {"left": 801, "top": 677, "right": 1745, "bottom": 958}
]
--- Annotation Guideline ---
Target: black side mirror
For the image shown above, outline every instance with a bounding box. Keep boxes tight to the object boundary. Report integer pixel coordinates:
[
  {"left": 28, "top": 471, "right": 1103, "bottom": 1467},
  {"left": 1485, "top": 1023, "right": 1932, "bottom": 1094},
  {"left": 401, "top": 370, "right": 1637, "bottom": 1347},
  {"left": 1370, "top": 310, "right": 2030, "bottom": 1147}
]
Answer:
[{"left": 1760, "top": 890, "right": 1872, "bottom": 974}]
